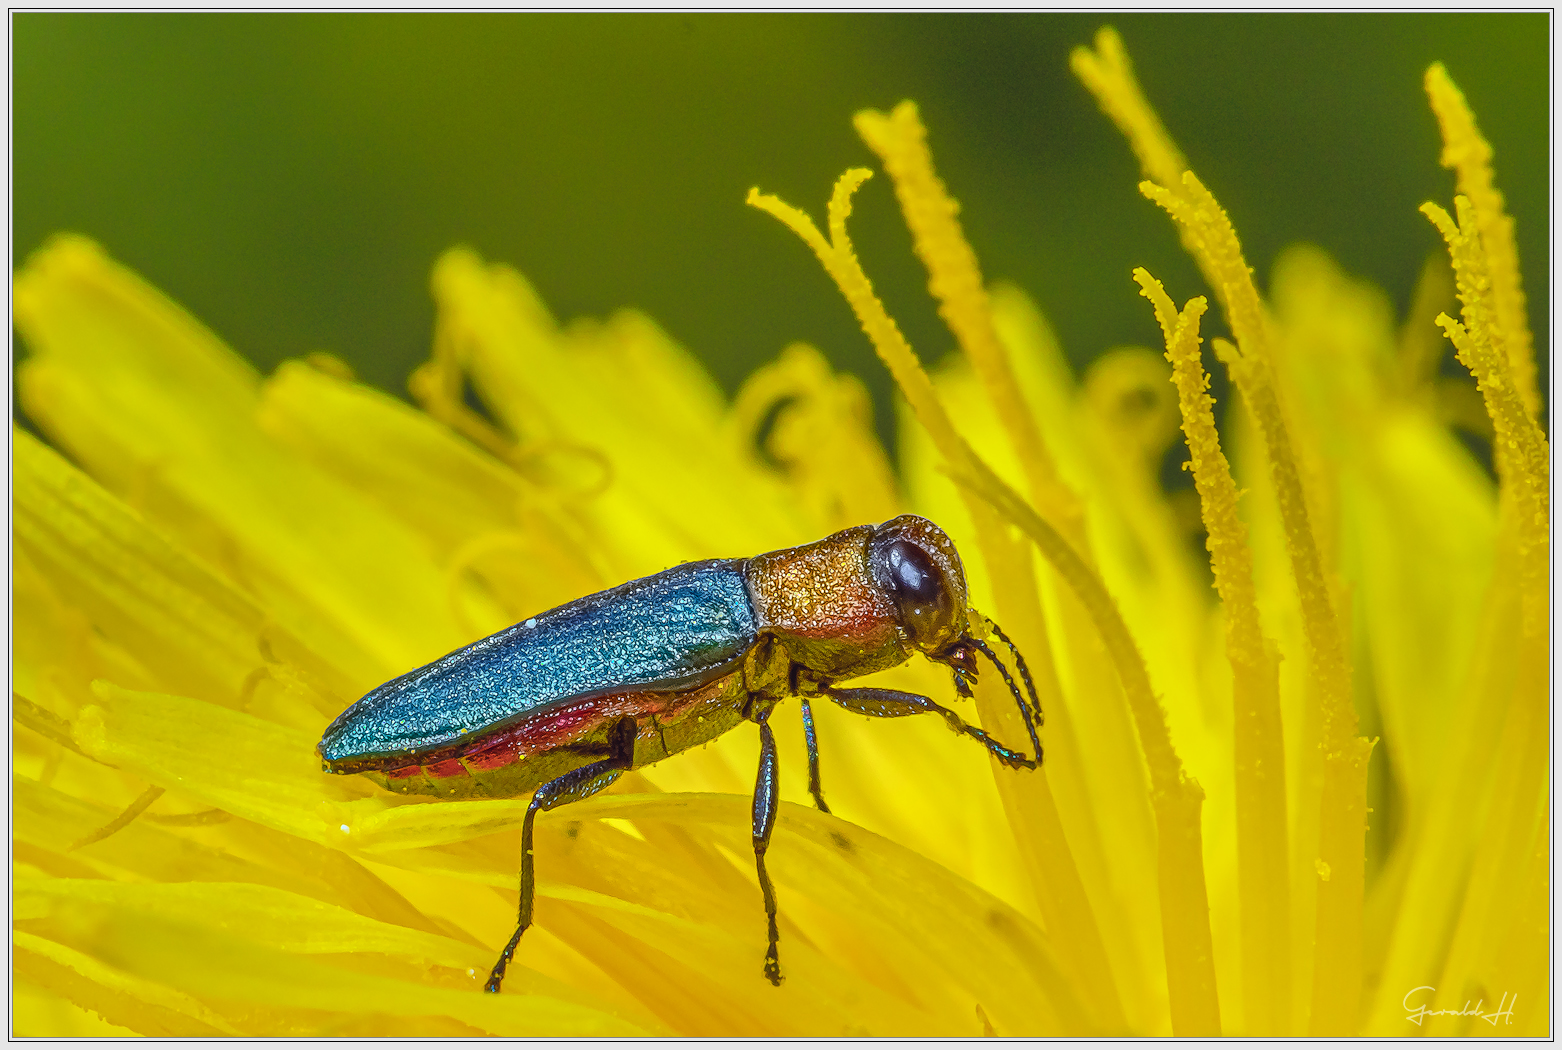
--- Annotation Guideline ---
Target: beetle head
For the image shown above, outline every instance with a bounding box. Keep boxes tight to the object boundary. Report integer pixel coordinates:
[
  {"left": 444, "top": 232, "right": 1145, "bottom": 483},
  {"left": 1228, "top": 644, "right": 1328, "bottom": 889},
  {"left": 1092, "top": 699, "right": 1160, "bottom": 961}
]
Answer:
[{"left": 867, "top": 514, "right": 970, "bottom": 657}]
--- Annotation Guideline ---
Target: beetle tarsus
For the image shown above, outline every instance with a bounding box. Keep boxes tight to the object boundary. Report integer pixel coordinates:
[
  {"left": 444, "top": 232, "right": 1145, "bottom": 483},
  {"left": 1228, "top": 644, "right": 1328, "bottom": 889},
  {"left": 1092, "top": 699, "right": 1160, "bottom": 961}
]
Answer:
[
  {"left": 758, "top": 848, "right": 784, "bottom": 986},
  {"left": 764, "top": 939, "right": 783, "bottom": 987},
  {"left": 484, "top": 925, "right": 526, "bottom": 993},
  {"left": 959, "top": 719, "right": 1037, "bottom": 771}
]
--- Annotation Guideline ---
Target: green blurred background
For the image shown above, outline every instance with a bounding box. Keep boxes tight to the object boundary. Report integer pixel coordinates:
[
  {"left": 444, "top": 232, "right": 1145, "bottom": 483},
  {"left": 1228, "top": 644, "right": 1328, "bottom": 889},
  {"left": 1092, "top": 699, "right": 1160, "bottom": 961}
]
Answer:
[{"left": 13, "top": 13, "right": 1549, "bottom": 455}]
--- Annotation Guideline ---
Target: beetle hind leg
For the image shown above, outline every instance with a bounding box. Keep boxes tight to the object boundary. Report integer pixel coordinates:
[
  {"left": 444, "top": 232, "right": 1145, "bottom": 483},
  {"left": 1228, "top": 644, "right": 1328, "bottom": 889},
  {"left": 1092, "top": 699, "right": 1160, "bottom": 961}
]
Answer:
[{"left": 485, "top": 716, "right": 638, "bottom": 994}]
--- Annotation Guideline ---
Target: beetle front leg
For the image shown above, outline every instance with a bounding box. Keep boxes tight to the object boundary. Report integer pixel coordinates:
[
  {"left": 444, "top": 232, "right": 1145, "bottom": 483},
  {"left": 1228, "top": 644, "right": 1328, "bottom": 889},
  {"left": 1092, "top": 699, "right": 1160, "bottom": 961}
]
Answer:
[
  {"left": 751, "top": 706, "right": 783, "bottom": 986},
  {"left": 798, "top": 696, "right": 831, "bottom": 814},
  {"left": 486, "top": 716, "right": 637, "bottom": 994},
  {"left": 822, "top": 685, "right": 1037, "bottom": 770}
]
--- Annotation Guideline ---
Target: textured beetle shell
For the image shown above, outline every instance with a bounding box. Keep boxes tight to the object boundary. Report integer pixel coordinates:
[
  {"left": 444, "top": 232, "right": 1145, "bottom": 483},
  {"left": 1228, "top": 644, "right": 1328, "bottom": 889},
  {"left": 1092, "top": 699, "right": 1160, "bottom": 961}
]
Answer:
[
  {"left": 318, "top": 559, "right": 757, "bottom": 766},
  {"left": 744, "top": 524, "right": 907, "bottom": 681}
]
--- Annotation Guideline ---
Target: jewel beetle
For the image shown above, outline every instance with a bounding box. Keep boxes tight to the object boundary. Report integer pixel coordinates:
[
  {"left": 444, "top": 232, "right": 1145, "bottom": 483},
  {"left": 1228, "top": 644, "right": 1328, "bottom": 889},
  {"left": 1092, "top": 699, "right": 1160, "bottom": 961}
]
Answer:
[{"left": 318, "top": 514, "right": 1044, "bottom": 993}]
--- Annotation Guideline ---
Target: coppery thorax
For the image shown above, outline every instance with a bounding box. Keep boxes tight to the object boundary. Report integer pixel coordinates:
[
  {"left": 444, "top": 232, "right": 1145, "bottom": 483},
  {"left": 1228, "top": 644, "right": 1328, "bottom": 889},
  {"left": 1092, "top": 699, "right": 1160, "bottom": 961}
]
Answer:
[{"left": 744, "top": 525, "right": 907, "bottom": 681}]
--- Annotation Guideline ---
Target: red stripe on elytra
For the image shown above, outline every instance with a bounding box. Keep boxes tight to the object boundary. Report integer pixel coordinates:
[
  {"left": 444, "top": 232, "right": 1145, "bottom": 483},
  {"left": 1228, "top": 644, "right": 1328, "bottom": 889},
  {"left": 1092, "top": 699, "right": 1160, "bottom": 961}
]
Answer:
[
  {"left": 463, "top": 739, "right": 520, "bottom": 771},
  {"left": 407, "top": 697, "right": 633, "bottom": 781},
  {"left": 362, "top": 676, "right": 734, "bottom": 782},
  {"left": 425, "top": 757, "right": 468, "bottom": 779}
]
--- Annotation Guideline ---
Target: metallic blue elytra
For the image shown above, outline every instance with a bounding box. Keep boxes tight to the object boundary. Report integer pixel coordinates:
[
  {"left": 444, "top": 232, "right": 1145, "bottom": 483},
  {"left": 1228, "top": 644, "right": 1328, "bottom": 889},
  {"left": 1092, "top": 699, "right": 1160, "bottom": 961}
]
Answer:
[{"left": 318, "top": 559, "right": 756, "bottom": 763}]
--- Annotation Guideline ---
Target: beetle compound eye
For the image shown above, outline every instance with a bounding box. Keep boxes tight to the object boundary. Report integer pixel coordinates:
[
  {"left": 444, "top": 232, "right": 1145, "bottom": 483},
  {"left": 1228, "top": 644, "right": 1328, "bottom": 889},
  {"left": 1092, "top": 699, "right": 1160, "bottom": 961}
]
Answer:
[
  {"left": 886, "top": 540, "right": 939, "bottom": 604},
  {"left": 876, "top": 538, "right": 954, "bottom": 647},
  {"left": 866, "top": 518, "right": 966, "bottom": 651}
]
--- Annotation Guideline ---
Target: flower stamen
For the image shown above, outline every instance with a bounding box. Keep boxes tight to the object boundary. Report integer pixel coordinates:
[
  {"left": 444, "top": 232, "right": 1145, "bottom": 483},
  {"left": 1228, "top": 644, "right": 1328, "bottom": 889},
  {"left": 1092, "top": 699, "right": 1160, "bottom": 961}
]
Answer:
[
  {"left": 1135, "top": 269, "right": 1291, "bottom": 1033},
  {"left": 1424, "top": 63, "right": 1537, "bottom": 417}
]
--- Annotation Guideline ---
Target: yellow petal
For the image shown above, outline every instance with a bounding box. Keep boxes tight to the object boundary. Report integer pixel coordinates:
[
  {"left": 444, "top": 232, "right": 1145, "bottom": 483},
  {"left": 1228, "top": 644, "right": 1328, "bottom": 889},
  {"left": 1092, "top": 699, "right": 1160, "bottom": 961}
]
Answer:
[
  {"left": 71, "top": 682, "right": 356, "bottom": 844},
  {"left": 15, "top": 426, "right": 282, "bottom": 711},
  {"left": 13, "top": 929, "right": 239, "bottom": 1036},
  {"left": 14, "top": 235, "right": 475, "bottom": 685}
]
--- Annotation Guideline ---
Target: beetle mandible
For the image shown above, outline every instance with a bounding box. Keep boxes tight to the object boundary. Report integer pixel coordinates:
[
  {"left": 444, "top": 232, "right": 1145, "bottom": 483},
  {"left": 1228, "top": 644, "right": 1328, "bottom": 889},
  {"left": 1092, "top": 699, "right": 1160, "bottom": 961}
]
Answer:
[{"left": 318, "top": 514, "right": 1044, "bottom": 992}]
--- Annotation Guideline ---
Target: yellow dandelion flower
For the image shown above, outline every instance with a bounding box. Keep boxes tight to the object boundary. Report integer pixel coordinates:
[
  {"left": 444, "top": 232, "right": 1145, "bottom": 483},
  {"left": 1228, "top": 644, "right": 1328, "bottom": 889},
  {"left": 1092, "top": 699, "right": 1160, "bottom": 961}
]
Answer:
[{"left": 13, "top": 25, "right": 1546, "bottom": 1038}]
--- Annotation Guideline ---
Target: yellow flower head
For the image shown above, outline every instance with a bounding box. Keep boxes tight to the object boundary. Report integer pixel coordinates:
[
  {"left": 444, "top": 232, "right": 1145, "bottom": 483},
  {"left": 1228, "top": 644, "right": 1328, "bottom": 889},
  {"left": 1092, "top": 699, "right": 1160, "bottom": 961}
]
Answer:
[{"left": 14, "top": 27, "right": 1547, "bottom": 1037}]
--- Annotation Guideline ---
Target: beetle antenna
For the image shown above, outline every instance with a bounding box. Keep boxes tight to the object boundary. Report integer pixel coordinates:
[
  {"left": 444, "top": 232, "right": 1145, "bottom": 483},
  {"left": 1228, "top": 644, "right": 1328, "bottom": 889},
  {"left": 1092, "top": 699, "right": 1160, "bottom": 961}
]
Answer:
[
  {"left": 988, "top": 621, "right": 1044, "bottom": 728},
  {"left": 971, "top": 638, "right": 1044, "bottom": 767}
]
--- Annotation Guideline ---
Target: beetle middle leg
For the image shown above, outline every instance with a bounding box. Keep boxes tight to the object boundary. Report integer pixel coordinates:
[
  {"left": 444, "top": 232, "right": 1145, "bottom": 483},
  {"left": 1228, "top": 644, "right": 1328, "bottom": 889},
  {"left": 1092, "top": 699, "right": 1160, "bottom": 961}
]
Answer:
[
  {"left": 485, "top": 716, "right": 638, "bottom": 994},
  {"left": 750, "top": 703, "right": 784, "bottom": 986},
  {"left": 822, "top": 685, "right": 1037, "bottom": 770}
]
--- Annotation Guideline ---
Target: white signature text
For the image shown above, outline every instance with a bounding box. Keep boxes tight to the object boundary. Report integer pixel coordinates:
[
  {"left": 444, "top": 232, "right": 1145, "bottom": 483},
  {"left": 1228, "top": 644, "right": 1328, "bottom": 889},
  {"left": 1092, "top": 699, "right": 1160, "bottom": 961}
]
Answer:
[{"left": 1403, "top": 986, "right": 1516, "bottom": 1027}]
